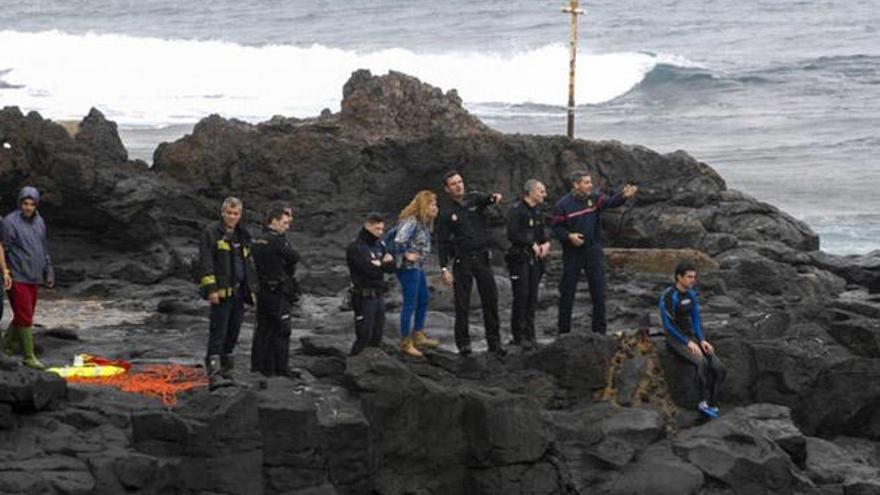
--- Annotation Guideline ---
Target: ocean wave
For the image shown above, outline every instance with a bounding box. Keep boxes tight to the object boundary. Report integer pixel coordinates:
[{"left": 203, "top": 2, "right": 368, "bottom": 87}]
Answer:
[{"left": 0, "top": 29, "right": 700, "bottom": 126}]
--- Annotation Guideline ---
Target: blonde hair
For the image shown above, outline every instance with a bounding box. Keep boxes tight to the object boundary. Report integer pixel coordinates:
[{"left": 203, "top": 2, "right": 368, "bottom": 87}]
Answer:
[{"left": 398, "top": 190, "right": 437, "bottom": 227}]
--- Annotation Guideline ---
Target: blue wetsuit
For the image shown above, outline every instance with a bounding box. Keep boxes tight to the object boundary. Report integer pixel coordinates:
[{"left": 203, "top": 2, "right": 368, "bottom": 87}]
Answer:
[{"left": 659, "top": 286, "right": 726, "bottom": 406}]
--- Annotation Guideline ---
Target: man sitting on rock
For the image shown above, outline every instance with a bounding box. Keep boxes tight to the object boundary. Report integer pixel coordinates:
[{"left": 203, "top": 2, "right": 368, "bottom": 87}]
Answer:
[
  {"left": 659, "top": 261, "right": 727, "bottom": 419},
  {"left": 346, "top": 212, "right": 396, "bottom": 356}
]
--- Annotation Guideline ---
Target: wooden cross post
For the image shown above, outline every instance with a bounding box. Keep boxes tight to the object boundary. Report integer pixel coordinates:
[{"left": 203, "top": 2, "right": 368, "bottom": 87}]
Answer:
[{"left": 562, "top": 0, "right": 585, "bottom": 139}]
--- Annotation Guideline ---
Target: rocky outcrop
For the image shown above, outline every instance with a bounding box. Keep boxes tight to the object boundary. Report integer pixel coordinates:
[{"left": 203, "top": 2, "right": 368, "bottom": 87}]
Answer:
[{"left": 0, "top": 69, "right": 877, "bottom": 494}]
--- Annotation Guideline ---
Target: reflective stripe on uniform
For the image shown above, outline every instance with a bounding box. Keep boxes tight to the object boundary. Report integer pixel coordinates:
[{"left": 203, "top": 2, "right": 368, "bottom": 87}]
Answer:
[
  {"left": 199, "top": 275, "right": 217, "bottom": 288},
  {"left": 217, "top": 240, "right": 232, "bottom": 251}
]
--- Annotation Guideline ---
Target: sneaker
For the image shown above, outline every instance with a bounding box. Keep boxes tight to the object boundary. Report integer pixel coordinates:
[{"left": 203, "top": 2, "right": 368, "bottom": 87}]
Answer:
[
  {"left": 709, "top": 405, "right": 721, "bottom": 416},
  {"left": 698, "top": 401, "right": 719, "bottom": 419}
]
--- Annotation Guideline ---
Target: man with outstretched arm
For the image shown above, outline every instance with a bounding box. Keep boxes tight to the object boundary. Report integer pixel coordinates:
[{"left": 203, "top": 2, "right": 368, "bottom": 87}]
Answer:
[
  {"left": 197, "top": 197, "right": 257, "bottom": 389},
  {"left": 346, "top": 212, "right": 396, "bottom": 356},
  {"left": 659, "top": 261, "right": 727, "bottom": 419},
  {"left": 551, "top": 171, "right": 637, "bottom": 335},
  {"left": 436, "top": 171, "right": 506, "bottom": 357},
  {"left": 505, "top": 179, "right": 550, "bottom": 350}
]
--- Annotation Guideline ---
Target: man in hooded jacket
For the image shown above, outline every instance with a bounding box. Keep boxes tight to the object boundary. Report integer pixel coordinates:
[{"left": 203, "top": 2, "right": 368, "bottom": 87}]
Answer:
[{"left": 1, "top": 187, "right": 54, "bottom": 369}]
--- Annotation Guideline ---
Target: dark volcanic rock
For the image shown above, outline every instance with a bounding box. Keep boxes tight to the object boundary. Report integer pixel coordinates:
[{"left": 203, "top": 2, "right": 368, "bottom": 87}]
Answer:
[{"left": 0, "top": 367, "right": 67, "bottom": 411}]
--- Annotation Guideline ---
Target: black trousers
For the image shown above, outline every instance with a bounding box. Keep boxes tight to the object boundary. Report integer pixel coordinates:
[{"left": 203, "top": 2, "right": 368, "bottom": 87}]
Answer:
[
  {"left": 558, "top": 246, "right": 607, "bottom": 335},
  {"left": 666, "top": 337, "right": 727, "bottom": 405},
  {"left": 509, "top": 257, "right": 543, "bottom": 343},
  {"left": 251, "top": 290, "right": 292, "bottom": 376},
  {"left": 453, "top": 252, "right": 501, "bottom": 350},
  {"left": 207, "top": 290, "right": 245, "bottom": 359},
  {"left": 350, "top": 293, "right": 385, "bottom": 356}
]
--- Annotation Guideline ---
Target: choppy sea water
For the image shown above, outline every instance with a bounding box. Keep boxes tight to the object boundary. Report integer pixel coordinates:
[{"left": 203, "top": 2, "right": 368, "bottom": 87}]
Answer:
[{"left": 1, "top": 0, "right": 877, "bottom": 254}]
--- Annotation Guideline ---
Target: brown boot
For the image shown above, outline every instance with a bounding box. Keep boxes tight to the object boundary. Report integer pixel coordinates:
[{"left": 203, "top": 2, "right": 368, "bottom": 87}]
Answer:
[
  {"left": 412, "top": 330, "right": 439, "bottom": 349},
  {"left": 399, "top": 336, "right": 424, "bottom": 358}
]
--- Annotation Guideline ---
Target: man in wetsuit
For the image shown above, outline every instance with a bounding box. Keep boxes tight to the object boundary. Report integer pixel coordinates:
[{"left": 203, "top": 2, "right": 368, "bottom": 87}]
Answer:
[{"left": 659, "top": 261, "right": 727, "bottom": 418}]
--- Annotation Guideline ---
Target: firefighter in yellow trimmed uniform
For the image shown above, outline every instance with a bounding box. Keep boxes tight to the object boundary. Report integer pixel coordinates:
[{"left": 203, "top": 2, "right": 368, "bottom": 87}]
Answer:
[{"left": 197, "top": 197, "right": 257, "bottom": 389}]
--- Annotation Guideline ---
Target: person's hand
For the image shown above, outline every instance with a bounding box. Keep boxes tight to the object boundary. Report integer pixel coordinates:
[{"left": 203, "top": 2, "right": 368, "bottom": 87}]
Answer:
[
  {"left": 540, "top": 242, "right": 551, "bottom": 258},
  {"left": 490, "top": 193, "right": 503, "bottom": 204},
  {"left": 3, "top": 272, "right": 11, "bottom": 291},
  {"left": 532, "top": 244, "right": 541, "bottom": 257},
  {"left": 687, "top": 340, "right": 702, "bottom": 356},
  {"left": 46, "top": 279, "right": 55, "bottom": 289},
  {"left": 370, "top": 259, "right": 382, "bottom": 267},
  {"left": 382, "top": 253, "right": 394, "bottom": 263},
  {"left": 700, "top": 340, "right": 715, "bottom": 355},
  {"left": 623, "top": 184, "right": 638, "bottom": 199},
  {"left": 208, "top": 291, "right": 220, "bottom": 305},
  {"left": 404, "top": 251, "right": 420, "bottom": 262},
  {"left": 441, "top": 269, "right": 453, "bottom": 286},
  {"left": 568, "top": 233, "right": 585, "bottom": 247}
]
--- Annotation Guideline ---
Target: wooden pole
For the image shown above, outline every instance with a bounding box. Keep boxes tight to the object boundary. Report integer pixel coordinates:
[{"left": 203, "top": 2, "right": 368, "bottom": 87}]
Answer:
[{"left": 562, "top": 0, "right": 585, "bottom": 139}]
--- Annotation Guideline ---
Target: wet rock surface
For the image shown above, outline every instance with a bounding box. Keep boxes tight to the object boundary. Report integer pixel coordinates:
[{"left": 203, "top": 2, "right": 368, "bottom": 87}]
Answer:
[{"left": 0, "top": 70, "right": 878, "bottom": 493}]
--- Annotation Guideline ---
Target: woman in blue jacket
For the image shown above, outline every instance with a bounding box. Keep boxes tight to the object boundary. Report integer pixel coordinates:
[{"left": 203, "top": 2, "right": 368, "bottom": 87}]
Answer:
[{"left": 394, "top": 190, "right": 440, "bottom": 358}]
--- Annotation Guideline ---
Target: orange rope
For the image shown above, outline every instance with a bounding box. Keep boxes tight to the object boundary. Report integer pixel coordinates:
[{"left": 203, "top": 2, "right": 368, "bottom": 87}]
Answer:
[{"left": 67, "top": 364, "right": 209, "bottom": 408}]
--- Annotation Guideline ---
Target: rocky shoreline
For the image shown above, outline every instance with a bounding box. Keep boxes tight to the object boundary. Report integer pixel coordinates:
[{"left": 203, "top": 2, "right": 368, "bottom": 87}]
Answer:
[{"left": 1, "top": 70, "right": 879, "bottom": 494}]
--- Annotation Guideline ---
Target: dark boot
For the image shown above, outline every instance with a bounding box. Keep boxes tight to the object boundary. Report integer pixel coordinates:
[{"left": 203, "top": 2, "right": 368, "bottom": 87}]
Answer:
[
  {"left": 220, "top": 354, "right": 235, "bottom": 380},
  {"left": 207, "top": 355, "right": 230, "bottom": 390}
]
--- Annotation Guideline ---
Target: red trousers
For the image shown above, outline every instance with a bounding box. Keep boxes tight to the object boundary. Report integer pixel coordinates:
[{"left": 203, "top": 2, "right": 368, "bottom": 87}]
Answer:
[{"left": 8, "top": 282, "right": 39, "bottom": 327}]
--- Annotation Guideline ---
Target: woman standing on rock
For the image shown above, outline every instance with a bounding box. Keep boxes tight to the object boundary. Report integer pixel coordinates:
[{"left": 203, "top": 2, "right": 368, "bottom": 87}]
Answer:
[{"left": 392, "top": 190, "right": 441, "bottom": 358}]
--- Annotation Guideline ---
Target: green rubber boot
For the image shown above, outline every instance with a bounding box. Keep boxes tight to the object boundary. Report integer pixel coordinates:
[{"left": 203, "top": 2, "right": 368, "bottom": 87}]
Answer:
[
  {"left": 20, "top": 327, "right": 45, "bottom": 370},
  {"left": 2, "top": 326, "right": 21, "bottom": 356}
]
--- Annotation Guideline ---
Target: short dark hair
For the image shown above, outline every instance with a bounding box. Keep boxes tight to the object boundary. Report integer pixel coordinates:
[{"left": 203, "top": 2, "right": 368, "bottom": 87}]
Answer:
[
  {"left": 674, "top": 261, "right": 698, "bottom": 280},
  {"left": 570, "top": 171, "right": 590, "bottom": 185},
  {"left": 365, "top": 212, "right": 385, "bottom": 224},
  {"left": 443, "top": 170, "right": 462, "bottom": 186},
  {"left": 265, "top": 206, "right": 288, "bottom": 225}
]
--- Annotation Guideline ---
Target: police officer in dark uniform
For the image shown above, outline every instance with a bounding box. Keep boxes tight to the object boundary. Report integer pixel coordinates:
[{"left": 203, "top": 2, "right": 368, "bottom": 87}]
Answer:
[
  {"left": 437, "top": 171, "right": 506, "bottom": 356},
  {"left": 346, "top": 213, "right": 396, "bottom": 356},
  {"left": 551, "top": 171, "right": 637, "bottom": 335},
  {"left": 506, "top": 179, "right": 551, "bottom": 349},
  {"left": 251, "top": 206, "right": 299, "bottom": 376}
]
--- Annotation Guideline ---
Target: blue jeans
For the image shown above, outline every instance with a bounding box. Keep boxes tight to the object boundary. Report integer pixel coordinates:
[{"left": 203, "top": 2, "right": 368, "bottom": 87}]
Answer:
[{"left": 396, "top": 268, "right": 429, "bottom": 337}]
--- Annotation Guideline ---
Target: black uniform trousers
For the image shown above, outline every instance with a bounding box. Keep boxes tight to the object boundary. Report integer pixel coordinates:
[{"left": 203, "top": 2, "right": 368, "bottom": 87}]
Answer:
[
  {"left": 509, "top": 256, "right": 543, "bottom": 344},
  {"left": 558, "top": 245, "right": 607, "bottom": 335},
  {"left": 207, "top": 288, "right": 245, "bottom": 359},
  {"left": 453, "top": 251, "right": 501, "bottom": 350},
  {"left": 251, "top": 287, "right": 292, "bottom": 376},
  {"left": 350, "top": 291, "right": 385, "bottom": 356}
]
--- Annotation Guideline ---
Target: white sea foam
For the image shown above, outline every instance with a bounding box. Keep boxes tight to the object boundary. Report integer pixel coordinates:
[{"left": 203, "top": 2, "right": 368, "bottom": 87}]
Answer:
[{"left": 0, "top": 29, "right": 697, "bottom": 126}]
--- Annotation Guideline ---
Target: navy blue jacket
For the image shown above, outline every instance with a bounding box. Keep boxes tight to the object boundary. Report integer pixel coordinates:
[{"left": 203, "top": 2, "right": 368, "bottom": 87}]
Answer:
[
  {"left": 550, "top": 189, "right": 627, "bottom": 250},
  {"left": 659, "top": 286, "right": 705, "bottom": 345},
  {"left": 346, "top": 228, "right": 395, "bottom": 290}
]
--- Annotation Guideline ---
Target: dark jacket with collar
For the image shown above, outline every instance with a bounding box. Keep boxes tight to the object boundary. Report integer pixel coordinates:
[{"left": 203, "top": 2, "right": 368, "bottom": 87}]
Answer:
[
  {"left": 550, "top": 189, "right": 627, "bottom": 251},
  {"left": 437, "top": 192, "right": 498, "bottom": 268},
  {"left": 346, "top": 228, "right": 395, "bottom": 290},
  {"left": 197, "top": 221, "right": 257, "bottom": 302}
]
